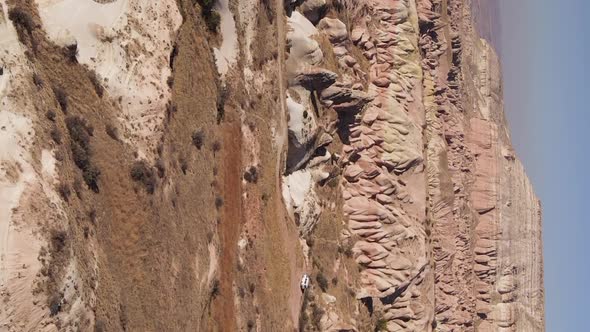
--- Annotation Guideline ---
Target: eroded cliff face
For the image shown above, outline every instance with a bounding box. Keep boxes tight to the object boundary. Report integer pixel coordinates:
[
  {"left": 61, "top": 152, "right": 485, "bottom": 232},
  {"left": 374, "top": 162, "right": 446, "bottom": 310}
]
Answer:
[{"left": 0, "top": 0, "right": 543, "bottom": 331}]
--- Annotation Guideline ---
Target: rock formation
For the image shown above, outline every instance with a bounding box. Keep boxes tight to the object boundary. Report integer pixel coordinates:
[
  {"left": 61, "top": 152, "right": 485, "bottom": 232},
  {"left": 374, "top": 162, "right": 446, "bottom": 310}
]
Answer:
[{"left": 0, "top": 0, "right": 543, "bottom": 331}]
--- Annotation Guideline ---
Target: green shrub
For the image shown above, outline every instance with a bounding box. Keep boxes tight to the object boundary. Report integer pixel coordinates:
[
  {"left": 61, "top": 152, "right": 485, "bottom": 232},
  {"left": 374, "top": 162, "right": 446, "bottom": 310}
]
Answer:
[{"left": 205, "top": 11, "right": 220, "bottom": 32}]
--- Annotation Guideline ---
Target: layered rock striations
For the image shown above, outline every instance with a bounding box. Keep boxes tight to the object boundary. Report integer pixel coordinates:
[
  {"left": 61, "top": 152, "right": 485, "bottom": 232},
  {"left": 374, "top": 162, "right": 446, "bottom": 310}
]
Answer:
[{"left": 285, "top": 0, "right": 544, "bottom": 331}]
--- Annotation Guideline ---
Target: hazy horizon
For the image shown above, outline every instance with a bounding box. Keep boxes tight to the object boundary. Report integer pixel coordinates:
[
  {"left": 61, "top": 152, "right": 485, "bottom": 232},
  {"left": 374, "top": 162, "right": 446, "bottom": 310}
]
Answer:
[{"left": 497, "top": 1, "right": 589, "bottom": 331}]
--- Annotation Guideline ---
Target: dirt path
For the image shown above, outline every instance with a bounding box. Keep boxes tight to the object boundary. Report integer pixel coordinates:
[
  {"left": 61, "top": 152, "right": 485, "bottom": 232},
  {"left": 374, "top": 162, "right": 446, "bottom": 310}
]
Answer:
[
  {"left": 274, "top": 0, "right": 305, "bottom": 327},
  {"left": 213, "top": 118, "right": 243, "bottom": 330}
]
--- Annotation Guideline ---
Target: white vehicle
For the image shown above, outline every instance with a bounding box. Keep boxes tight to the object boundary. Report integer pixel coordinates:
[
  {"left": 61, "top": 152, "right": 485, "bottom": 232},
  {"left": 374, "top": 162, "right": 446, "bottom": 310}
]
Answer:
[{"left": 300, "top": 274, "right": 311, "bottom": 291}]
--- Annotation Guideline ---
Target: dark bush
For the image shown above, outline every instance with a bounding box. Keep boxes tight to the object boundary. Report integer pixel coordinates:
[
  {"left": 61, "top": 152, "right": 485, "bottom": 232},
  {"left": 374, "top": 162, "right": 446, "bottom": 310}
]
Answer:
[
  {"left": 196, "top": 0, "right": 220, "bottom": 31},
  {"left": 83, "top": 165, "right": 101, "bottom": 193},
  {"left": 64, "top": 43, "right": 78, "bottom": 63},
  {"left": 179, "top": 156, "right": 188, "bottom": 174},
  {"left": 71, "top": 143, "right": 89, "bottom": 169},
  {"left": 130, "top": 161, "right": 156, "bottom": 194},
  {"left": 212, "top": 140, "right": 221, "bottom": 153},
  {"left": 155, "top": 159, "right": 165, "bottom": 178},
  {"left": 73, "top": 178, "right": 83, "bottom": 198},
  {"left": 216, "top": 86, "right": 227, "bottom": 124},
  {"left": 66, "top": 116, "right": 100, "bottom": 191},
  {"left": 167, "top": 75, "right": 174, "bottom": 88},
  {"left": 50, "top": 229, "right": 67, "bottom": 252},
  {"left": 58, "top": 183, "right": 71, "bottom": 202},
  {"left": 46, "top": 110, "right": 56, "bottom": 121},
  {"left": 52, "top": 86, "right": 68, "bottom": 113},
  {"left": 88, "top": 71, "right": 104, "bottom": 97},
  {"left": 33, "top": 73, "right": 44, "bottom": 88},
  {"left": 88, "top": 208, "right": 97, "bottom": 223},
  {"left": 316, "top": 273, "right": 329, "bottom": 292},
  {"left": 50, "top": 127, "right": 62, "bottom": 144},
  {"left": 48, "top": 294, "right": 62, "bottom": 316},
  {"left": 8, "top": 8, "right": 34, "bottom": 34},
  {"left": 215, "top": 195, "right": 223, "bottom": 209},
  {"left": 192, "top": 129, "right": 205, "bottom": 149},
  {"left": 211, "top": 279, "right": 220, "bottom": 298},
  {"left": 243, "top": 165, "right": 258, "bottom": 183},
  {"left": 311, "top": 304, "right": 325, "bottom": 329},
  {"left": 205, "top": 11, "right": 221, "bottom": 32},
  {"left": 66, "top": 116, "right": 92, "bottom": 150}
]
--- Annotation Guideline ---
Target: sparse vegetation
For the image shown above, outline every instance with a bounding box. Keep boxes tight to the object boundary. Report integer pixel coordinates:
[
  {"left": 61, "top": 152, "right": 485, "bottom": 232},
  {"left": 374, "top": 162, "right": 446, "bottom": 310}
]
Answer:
[
  {"left": 8, "top": 8, "right": 34, "bottom": 35},
  {"left": 311, "top": 303, "right": 325, "bottom": 329},
  {"left": 88, "top": 208, "right": 97, "bottom": 223},
  {"left": 130, "top": 160, "right": 156, "bottom": 194},
  {"left": 58, "top": 183, "right": 71, "bottom": 202},
  {"left": 211, "top": 279, "right": 220, "bottom": 298},
  {"left": 48, "top": 293, "right": 62, "bottom": 316},
  {"left": 83, "top": 166, "right": 101, "bottom": 193},
  {"left": 88, "top": 71, "right": 104, "bottom": 97},
  {"left": 64, "top": 43, "right": 78, "bottom": 63},
  {"left": 73, "top": 178, "right": 83, "bottom": 198},
  {"left": 155, "top": 158, "right": 165, "bottom": 178},
  {"left": 331, "top": 277, "right": 338, "bottom": 286},
  {"left": 33, "top": 73, "right": 44, "bottom": 88},
  {"left": 52, "top": 86, "right": 68, "bottom": 113},
  {"left": 212, "top": 140, "right": 221, "bottom": 153},
  {"left": 179, "top": 156, "right": 188, "bottom": 174},
  {"left": 338, "top": 242, "right": 354, "bottom": 258},
  {"left": 46, "top": 110, "right": 56, "bottom": 122},
  {"left": 375, "top": 318, "right": 388, "bottom": 332},
  {"left": 50, "top": 229, "right": 67, "bottom": 252},
  {"left": 316, "top": 272, "right": 329, "bottom": 292},
  {"left": 192, "top": 129, "right": 205, "bottom": 149},
  {"left": 50, "top": 127, "right": 62, "bottom": 144},
  {"left": 66, "top": 116, "right": 100, "bottom": 192},
  {"left": 215, "top": 195, "right": 223, "bottom": 209},
  {"left": 196, "top": 0, "right": 221, "bottom": 32},
  {"left": 165, "top": 102, "right": 177, "bottom": 121},
  {"left": 243, "top": 165, "right": 259, "bottom": 183},
  {"left": 216, "top": 86, "right": 228, "bottom": 124}
]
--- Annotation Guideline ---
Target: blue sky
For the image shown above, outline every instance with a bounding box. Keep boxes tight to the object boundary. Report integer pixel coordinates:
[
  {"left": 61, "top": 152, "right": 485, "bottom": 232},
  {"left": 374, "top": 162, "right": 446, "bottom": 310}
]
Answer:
[{"left": 498, "top": 1, "right": 590, "bottom": 330}]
